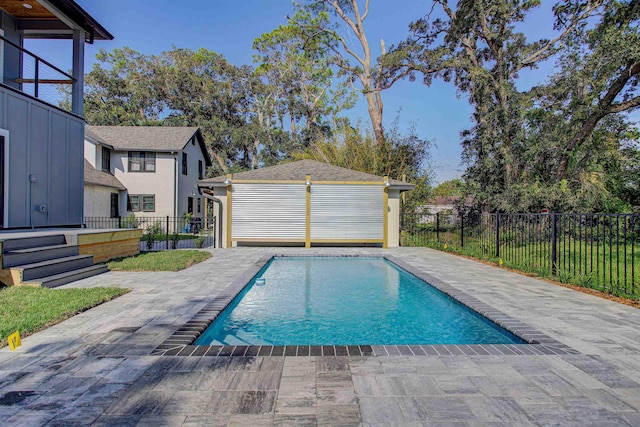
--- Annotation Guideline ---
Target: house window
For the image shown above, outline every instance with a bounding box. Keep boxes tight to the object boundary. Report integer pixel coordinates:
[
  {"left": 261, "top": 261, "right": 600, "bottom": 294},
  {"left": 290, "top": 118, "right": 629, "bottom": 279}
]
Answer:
[
  {"left": 198, "top": 160, "right": 203, "bottom": 180},
  {"left": 197, "top": 198, "right": 201, "bottom": 213},
  {"left": 127, "top": 195, "right": 139, "bottom": 212},
  {"left": 102, "top": 147, "right": 111, "bottom": 172},
  {"left": 142, "top": 195, "right": 155, "bottom": 212},
  {"left": 187, "top": 196, "right": 193, "bottom": 214},
  {"left": 128, "top": 152, "right": 155, "bottom": 172},
  {"left": 127, "top": 194, "right": 155, "bottom": 212},
  {"left": 182, "top": 152, "right": 188, "bottom": 175}
]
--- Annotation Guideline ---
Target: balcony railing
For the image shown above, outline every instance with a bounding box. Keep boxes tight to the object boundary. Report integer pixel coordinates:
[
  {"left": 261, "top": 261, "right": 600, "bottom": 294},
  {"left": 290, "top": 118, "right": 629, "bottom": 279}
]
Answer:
[{"left": 0, "top": 35, "right": 75, "bottom": 112}]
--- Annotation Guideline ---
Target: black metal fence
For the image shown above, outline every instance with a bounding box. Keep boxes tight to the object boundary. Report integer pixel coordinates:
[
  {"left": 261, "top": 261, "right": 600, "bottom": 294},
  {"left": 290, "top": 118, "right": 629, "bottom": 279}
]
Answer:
[
  {"left": 84, "top": 216, "right": 216, "bottom": 251},
  {"left": 401, "top": 211, "right": 640, "bottom": 300}
]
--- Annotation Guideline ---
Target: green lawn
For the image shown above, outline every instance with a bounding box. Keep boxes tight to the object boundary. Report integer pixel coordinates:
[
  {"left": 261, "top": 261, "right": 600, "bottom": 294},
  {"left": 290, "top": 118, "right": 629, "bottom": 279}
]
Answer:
[
  {"left": 107, "top": 250, "right": 212, "bottom": 271},
  {"left": 403, "top": 231, "right": 640, "bottom": 300},
  {"left": 0, "top": 286, "right": 128, "bottom": 348}
]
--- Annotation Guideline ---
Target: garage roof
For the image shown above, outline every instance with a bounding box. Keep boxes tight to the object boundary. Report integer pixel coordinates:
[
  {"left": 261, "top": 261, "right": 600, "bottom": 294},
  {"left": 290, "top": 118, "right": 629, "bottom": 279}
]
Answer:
[{"left": 199, "top": 159, "right": 415, "bottom": 190}]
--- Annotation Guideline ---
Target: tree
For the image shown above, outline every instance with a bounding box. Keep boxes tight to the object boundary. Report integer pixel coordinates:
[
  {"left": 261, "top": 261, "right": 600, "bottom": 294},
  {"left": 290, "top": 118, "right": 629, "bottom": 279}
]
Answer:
[
  {"left": 543, "top": 0, "right": 640, "bottom": 181},
  {"left": 83, "top": 47, "right": 163, "bottom": 125},
  {"left": 83, "top": 47, "right": 288, "bottom": 175},
  {"left": 290, "top": 0, "right": 396, "bottom": 146},
  {"left": 386, "top": 0, "right": 603, "bottom": 210},
  {"left": 253, "top": 11, "right": 356, "bottom": 146},
  {"left": 432, "top": 179, "right": 464, "bottom": 198},
  {"left": 293, "top": 117, "right": 433, "bottom": 194}
]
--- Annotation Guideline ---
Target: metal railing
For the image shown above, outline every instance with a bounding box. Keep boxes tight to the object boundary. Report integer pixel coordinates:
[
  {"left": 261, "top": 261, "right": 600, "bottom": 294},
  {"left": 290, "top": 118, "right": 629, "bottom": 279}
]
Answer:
[
  {"left": 401, "top": 211, "right": 640, "bottom": 300},
  {"left": 0, "top": 35, "right": 75, "bottom": 111},
  {"left": 84, "top": 216, "right": 216, "bottom": 251}
]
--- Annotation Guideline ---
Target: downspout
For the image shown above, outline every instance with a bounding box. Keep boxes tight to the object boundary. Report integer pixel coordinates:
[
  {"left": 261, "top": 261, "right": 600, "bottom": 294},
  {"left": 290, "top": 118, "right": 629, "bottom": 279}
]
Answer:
[
  {"left": 203, "top": 192, "right": 223, "bottom": 249},
  {"left": 173, "top": 154, "right": 178, "bottom": 218}
]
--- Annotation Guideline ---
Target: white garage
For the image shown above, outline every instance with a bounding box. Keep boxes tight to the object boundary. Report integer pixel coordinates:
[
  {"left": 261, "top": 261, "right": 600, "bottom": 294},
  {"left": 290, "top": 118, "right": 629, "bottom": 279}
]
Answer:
[{"left": 198, "top": 160, "right": 414, "bottom": 248}]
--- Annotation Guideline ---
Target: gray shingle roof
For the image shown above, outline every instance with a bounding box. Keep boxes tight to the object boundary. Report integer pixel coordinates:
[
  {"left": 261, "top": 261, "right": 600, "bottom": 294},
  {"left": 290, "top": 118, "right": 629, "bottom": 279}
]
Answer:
[
  {"left": 86, "top": 125, "right": 199, "bottom": 151},
  {"left": 84, "top": 160, "right": 126, "bottom": 190},
  {"left": 199, "top": 160, "right": 414, "bottom": 190},
  {"left": 86, "top": 125, "right": 212, "bottom": 166}
]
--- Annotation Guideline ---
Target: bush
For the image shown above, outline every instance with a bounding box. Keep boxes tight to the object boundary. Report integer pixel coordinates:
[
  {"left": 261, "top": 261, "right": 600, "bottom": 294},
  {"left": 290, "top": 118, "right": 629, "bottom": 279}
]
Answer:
[
  {"left": 143, "top": 221, "right": 163, "bottom": 250},
  {"left": 121, "top": 214, "right": 140, "bottom": 229},
  {"left": 170, "top": 231, "right": 180, "bottom": 249},
  {"left": 195, "top": 232, "right": 207, "bottom": 248}
]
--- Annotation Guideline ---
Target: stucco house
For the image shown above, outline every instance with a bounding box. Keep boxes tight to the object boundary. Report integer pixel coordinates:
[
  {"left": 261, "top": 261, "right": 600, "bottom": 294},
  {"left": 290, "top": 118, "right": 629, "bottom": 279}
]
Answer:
[
  {"left": 84, "top": 126, "right": 212, "bottom": 221},
  {"left": 198, "top": 160, "right": 414, "bottom": 248},
  {"left": 0, "top": 0, "right": 112, "bottom": 228}
]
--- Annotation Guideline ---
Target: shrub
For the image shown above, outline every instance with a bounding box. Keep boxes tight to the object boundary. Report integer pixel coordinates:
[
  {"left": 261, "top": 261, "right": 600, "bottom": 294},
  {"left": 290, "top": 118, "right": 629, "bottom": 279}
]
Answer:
[
  {"left": 170, "top": 231, "right": 180, "bottom": 249},
  {"left": 195, "top": 232, "right": 207, "bottom": 248},
  {"left": 121, "top": 214, "right": 140, "bottom": 229},
  {"left": 143, "top": 221, "right": 163, "bottom": 250}
]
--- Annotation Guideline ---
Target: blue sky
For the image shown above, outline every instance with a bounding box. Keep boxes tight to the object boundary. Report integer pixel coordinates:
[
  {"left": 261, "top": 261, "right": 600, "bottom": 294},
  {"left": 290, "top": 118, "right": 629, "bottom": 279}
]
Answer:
[{"left": 26, "top": 0, "right": 563, "bottom": 184}]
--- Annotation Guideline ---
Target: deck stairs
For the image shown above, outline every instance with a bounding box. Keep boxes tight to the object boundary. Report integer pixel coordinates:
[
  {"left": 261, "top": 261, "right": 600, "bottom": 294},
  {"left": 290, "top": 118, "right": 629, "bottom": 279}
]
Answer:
[{"left": 1, "top": 234, "right": 108, "bottom": 288}]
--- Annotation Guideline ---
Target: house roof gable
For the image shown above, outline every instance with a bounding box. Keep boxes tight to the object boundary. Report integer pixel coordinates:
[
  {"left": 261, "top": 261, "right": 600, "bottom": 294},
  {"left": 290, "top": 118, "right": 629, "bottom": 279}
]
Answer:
[{"left": 85, "top": 126, "right": 212, "bottom": 166}]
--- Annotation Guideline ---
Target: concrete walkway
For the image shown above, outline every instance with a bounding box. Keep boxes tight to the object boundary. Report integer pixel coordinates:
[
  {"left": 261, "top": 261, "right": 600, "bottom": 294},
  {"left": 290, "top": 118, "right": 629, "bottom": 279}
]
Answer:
[{"left": 1, "top": 247, "right": 639, "bottom": 426}]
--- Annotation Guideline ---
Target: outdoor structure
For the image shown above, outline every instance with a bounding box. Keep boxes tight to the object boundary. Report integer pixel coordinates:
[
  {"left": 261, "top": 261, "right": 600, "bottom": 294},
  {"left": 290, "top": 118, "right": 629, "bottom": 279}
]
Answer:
[
  {"left": 84, "top": 126, "right": 212, "bottom": 220},
  {"left": 198, "top": 159, "right": 414, "bottom": 248},
  {"left": 0, "top": 0, "right": 113, "bottom": 228}
]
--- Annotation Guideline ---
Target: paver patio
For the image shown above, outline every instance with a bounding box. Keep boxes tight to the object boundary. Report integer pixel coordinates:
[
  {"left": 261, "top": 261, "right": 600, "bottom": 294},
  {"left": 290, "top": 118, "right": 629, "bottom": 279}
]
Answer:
[{"left": 1, "top": 247, "right": 639, "bottom": 426}]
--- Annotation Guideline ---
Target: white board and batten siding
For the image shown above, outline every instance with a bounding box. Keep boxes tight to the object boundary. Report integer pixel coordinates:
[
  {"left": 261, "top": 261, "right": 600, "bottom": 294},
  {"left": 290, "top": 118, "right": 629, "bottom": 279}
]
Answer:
[
  {"left": 310, "top": 185, "right": 384, "bottom": 240},
  {"left": 232, "top": 184, "right": 306, "bottom": 240}
]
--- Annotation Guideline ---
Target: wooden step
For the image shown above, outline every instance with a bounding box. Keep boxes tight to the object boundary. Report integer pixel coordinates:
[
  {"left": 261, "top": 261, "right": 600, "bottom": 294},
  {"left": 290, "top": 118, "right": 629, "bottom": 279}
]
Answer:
[
  {"left": 16, "top": 255, "right": 95, "bottom": 282},
  {"left": 2, "top": 244, "right": 79, "bottom": 268}
]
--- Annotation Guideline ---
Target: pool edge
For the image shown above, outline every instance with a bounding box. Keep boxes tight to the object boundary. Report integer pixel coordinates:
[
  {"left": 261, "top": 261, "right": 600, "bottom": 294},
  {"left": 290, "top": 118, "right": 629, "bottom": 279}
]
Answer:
[{"left": 152, "top": 253, "right": 578, "bottom": 357}]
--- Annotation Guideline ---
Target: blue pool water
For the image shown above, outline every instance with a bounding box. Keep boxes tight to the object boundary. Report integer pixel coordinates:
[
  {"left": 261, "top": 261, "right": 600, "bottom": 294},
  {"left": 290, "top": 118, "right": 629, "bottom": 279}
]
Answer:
[{"left": 195, "top": 257, "right": 524, "bottom": 346}]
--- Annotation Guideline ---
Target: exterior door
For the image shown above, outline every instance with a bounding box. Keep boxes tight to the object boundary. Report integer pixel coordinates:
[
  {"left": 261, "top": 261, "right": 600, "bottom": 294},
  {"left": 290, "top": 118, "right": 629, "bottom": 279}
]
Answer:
[
  {"left": 110, "top": 193, "right": 119, "bottom": 218},
  {"left": 188, "top": 196, "right": 194, "bottom": 214}
]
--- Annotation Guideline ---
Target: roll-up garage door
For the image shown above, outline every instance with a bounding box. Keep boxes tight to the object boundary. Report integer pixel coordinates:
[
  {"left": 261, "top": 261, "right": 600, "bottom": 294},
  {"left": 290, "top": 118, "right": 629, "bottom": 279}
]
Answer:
[
  {"left": 310, "top": 185, "right": 384, "bottom": 240},
  {"left": 232, "top": 184, "right": 306, "bottom": 240}
]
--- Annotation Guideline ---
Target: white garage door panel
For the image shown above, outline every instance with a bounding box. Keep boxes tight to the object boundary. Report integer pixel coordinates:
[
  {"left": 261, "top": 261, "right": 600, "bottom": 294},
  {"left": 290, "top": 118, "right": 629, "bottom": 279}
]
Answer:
[
  {"left": 310, "top": 185, "right": 383, "bottom": 239},
  {"left": 233, "top": 184, "right": 306, "bottom": 239}
]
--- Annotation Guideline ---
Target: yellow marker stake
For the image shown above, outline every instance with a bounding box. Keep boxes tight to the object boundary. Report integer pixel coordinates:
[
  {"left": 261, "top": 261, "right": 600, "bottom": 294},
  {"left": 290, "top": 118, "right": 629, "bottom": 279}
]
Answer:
[{"left": 8, "top": 330, "right": 21, "bottom": 351}]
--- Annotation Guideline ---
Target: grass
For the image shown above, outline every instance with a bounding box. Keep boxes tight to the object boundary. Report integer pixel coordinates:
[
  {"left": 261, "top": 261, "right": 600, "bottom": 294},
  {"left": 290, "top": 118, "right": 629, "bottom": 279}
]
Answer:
[
  {"left": 0, "top": 286, "right": 128, "bottom": 348},
  {"left": 404, "top": 230, "right": 640, "bottom": 300},
  {"left": 107, "top": 250, "right": 212, "bottom": 271}
]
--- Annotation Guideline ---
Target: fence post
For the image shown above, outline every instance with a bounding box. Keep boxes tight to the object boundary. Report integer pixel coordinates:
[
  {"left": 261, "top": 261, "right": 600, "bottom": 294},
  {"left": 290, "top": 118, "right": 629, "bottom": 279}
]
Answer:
[
  {"left": 460, "top": 213, "right": 464, "bottom": 247},
  {"left": 436, "top": 213, "right": 440, "bottom": 243},
  {"left": 118, "top": 215, "right": 122, "bottom": 228},
  {"left": 551, "top": 211, "right": 557, "bottom": 276},
  {"left": 495, "top": 213, "right": 500, "bottom": 258},
  {"left": 166, "top": 216, "right": 170, "bottom": 250}
]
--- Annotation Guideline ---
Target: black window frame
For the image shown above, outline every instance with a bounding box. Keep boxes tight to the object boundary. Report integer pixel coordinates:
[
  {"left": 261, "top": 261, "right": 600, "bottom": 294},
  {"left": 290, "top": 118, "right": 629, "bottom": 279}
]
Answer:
[
  {"left": 197, "top": 197, "right": 201, "bottom": 213},
  {"left": 198, "top": 160, "right": 203, "bottom": 180},
  {"left": 102, "top": 146, "right": 111, "bottom": 172},
  {"left": 182, "top": 152, "right": 188, "bottom": 175},
  {"left": 128, "top": 151, "right": 156, "bottom": 173}
]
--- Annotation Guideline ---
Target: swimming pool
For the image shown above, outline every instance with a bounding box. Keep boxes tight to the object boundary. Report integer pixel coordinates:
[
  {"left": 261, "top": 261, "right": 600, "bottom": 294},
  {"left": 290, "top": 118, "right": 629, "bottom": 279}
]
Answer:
[{"left": 195, "top": 257, "right": 524, "bottom": 346}]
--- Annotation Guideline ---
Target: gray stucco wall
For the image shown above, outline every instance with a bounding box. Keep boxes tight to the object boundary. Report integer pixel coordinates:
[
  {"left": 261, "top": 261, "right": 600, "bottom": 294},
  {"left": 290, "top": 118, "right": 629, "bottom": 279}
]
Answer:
[{"left": 0, "top": 86, "right": 84, "bottom": 228}]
